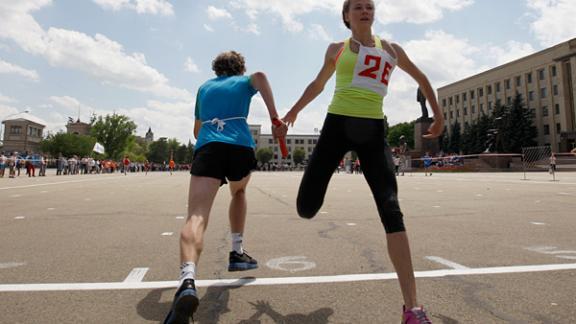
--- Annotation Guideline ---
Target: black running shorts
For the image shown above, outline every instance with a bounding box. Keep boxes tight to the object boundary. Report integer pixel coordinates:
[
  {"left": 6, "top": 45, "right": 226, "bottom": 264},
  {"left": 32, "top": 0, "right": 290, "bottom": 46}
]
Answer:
[{"left": 190, "top": 142, "right": 257, "bottom": 185}]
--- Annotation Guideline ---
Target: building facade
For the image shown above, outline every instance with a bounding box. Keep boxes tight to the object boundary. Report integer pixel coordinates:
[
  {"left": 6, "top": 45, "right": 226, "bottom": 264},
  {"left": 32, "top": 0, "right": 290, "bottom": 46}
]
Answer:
[
  {"left": 438, "top": 38, "right": 576, "bottom": 152},
  {"left": 1, "top": 111, "right": 46, "bottom": 154},
  {"left": 66, "top": 119, "right": 91, "bottom": 135},
  {"left": 249, "top": 124, "right": 319, "bottom": 165}
]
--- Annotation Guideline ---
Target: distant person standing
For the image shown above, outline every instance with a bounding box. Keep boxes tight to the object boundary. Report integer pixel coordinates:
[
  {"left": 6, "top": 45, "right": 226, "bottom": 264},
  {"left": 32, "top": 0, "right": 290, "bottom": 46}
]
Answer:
[
  {"left": 423, "top": 152, "right": 432, "bottom": 176},
  {"left": 549, "top": 153, "right": 557, "bottom": 174},
  {"left": 0, "top": 152, "right": 6, "bottom": 178},
  {"left": 144, "top": 160, "right": 150, "bottom": 175},
  {"left": 169, "top": 158, "right": 176, "bottom": 175},
  {"left": 123, "top": 156, "right": 130, "bottom": 175}
]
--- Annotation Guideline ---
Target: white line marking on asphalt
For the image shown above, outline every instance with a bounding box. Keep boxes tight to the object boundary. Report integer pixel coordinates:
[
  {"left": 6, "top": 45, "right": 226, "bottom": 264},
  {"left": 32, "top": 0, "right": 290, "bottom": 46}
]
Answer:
[
  {"left": 123, "top": 268, "right": 149, "bottom": 282},
  {"left": 535, "top": 200, "right": 541, "bottom": 203},
  {"left": 0, "top": 262, "right": 26, "bottom": 269},
  {"left": 558, "top": 256, "right": 576, "bottom": 260},
  {"left": 558, "top": 192, "right": 572, "bottom": 196},
  {"left": 0, "top": 177, "right": 127, "bottom": 191},
  {"left": 475, "top": 194, "right": 483, "bottom": 197},
  {"left": 10, "top": 194, "right": 21, "bottom": 198},
  {"left": 320, "top": 211, "right": 328, "bottom": 214},
  {"left": 1, "top": 262, "right": 575, "bottom": 292},
  {"left": 161, "top": 232, "right": 173, "bottom": 236},
  {"left": 432, "top": 206, "right": 441, "bottom": 208},
  {"left": 346, "top": 223, "right": 356, "bottom": 226},
  {"left": 425, "top": 256, "right": 470, "bottom": 269},
  {"left": 14, "top": 216, "right": 25, "bottom": 220},
  {"left": 176, "top": 216, "right": 185, "bottom": 220},
  {"left": 530, "top": 222, "right": 547, "bottom": 225},
  {"left": 47, "top": 208, "right": 55, "bottom": 211},
  {"left": 436, "top": 190, "right": 443, "bottom": 193}
]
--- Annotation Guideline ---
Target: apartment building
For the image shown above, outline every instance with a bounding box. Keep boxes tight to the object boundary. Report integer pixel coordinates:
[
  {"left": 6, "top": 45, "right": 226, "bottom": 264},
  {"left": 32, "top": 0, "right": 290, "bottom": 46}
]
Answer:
[
  {"left": 438, "top": 38, "right": 576, "bottom": 152},
  {"left": 249, "top": 124, "right": 319, "bottom": 164}
]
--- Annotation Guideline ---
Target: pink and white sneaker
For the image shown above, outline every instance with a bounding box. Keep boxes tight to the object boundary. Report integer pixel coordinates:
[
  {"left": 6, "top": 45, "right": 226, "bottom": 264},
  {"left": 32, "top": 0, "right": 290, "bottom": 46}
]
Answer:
[{"left": 402, "top": 305, "right": 432, "bottom": 324}]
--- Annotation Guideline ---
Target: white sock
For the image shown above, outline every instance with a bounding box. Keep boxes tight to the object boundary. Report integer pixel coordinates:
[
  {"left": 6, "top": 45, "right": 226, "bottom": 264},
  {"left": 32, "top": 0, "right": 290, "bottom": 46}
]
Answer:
[
  {"left": 178, "top": 262, "right": 196, "bottom": 287},
  {"left": 231, "top": 233, "right": 244, "bottom": 254}
]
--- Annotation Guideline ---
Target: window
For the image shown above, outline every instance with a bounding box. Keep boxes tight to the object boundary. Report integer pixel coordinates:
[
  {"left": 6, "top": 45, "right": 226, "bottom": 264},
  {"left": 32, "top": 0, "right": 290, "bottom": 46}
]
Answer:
[
  {"left": 464, "top": 107, "right": 467, "bottom": 115},
  {"left": 505, "top": 79, "right": 510, "bottom": 89},
  {"left": 480, "top": 103, "right": 484, "bottom": 112},
  {"left": 540, "top": 87, "right": 547, "bottom": 98},
  {"left": 529, "top": 91, "right": 534, "bottom": 101},
  {"left": 457, "top": 110, "right": 460, "bottom": 117},
  {"left": 313, "top": 139, "right": 317, "bottom": 144},
  {"left": 551, "top": 65, "right": 557, "bottom": 77},
  {"left": 478, "top": 88, "right": 484, "bottom": 97},
  {"left": 308, "top": 147, "right": 312, "bottom": 152},
  {"left": 527, "top": 72, "right": 532, "bottom": 84},
  {"left": 543, "top": 124, "right": 550, "bottom": 135},
  {"left": 538, "top": 69, "right": 545, "bottom": 80},
  {"left": 470, "top": 90, "right": 475, "bottom": 99},
  {"left": 496, "top": 82, "right": 501, "bottom": 92},
  {"left": 487, "top": 85, "right": 492, "bottom": 95},
  {"left": 449, "top": 97, "right": 453, "bottom": 105},
  {"left": 507, "top": 96, "right": 512, "bottom": 105},
  {"left": 471, "top": 105, "right": 476, "bottom": 114},
  {"left": 450, "top": 111, "right": 453, "bottom": 119},
  {"left": 442, "top": 98, "right": 446, "bottom": 107},
  {"left": 555, "top": 104, "right": 560, "bottom": 114},
  {"left": 553, "top": 85, "right": 558, "bottom": 96},
  {"left": 10, "top": 126, "right": 22, "bottom": 134},
  {"left": 542, "top": 106, "right": 548, "bottom": 117},
  {"left": 456, "top": 95, "right": 460, "bottom": 104},
  {"left": 308, "top": 139, "right": 313, "bottom": 144},
  {"left": 444, "top": 113, "right": 447, "bottom": 120},
  {"left": 287, "top": 139, "right": 291, "bottom": 144},
  {"left": 268, "top": 139, "right": 273, "bottom": 144},
  {"left": 556, "top": 123, "right": 561, "bottom": 133},
  {"left": 516, "top": 76, "right": 521, "bottom": 86},
  {"left": 274, "top": 147, "right": 278, "bottom": 152},
  {"left": 488, "top": 101, "right": 493, "bottom": 110}
]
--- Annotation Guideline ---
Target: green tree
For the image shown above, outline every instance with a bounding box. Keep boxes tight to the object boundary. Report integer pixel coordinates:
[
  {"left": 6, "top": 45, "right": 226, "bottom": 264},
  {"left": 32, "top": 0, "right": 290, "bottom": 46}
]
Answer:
[
  {"left": 147, "top": 138, "right": 170, "bottom": 163},
  {"left": 494, "top": 93, "right": 537, "bottom": 153},
  {"left": 256, "top": 147, "right": 273, "bottom": 165},
  {"left": 387, "top": 121, "right": 415, "bottom": 148},
  {"left": 292, "top": 148, "right": 306, "bottom": 165},
  {"left": 175, "top": 144, "right": 188, "bottom": 164},
  {"left": 448, "top": 122, "right": 461, "bottom": 153},
  {"left": 90, "top": 114, "right": 137, "bottom": 160},
  {"left": 40, "top": 133, "right": 96, "bottom": 157},
  {"left": 185, "top": 140, "right": 195, "bottom": 164},
  {"left": 123, "top": 136, "right": 147, "bottom": 162}
]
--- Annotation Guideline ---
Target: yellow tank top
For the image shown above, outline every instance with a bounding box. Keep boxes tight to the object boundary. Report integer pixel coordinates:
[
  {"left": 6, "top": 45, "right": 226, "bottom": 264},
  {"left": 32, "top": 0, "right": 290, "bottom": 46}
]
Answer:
[{"left": 328, "top": 36, "right": 396, "bottom": 119}]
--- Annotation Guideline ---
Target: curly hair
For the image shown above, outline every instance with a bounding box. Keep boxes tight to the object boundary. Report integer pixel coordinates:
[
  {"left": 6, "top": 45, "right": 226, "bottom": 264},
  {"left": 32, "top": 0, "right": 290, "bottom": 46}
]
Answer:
[{"left": 212, "top": 51, "right": 246, "bottom": 77}]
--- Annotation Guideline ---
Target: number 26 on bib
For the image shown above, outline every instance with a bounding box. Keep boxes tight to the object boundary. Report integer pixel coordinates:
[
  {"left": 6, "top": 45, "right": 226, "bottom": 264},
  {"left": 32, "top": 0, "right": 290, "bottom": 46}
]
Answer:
[{"left": 351, "top": 46, "right": 396, "bottom": 97}]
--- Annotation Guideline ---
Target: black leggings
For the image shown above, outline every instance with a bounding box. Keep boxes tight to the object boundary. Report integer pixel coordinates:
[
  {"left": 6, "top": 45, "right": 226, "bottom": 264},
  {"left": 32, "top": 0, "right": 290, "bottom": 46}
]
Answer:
[{"left": 297, "top": 113, "right": 405, "bottom": 233}]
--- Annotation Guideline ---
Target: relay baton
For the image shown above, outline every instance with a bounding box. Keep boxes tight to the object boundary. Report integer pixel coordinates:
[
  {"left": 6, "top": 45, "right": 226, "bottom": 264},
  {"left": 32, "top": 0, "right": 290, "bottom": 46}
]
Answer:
[{"left": 272, "top": 118, "right": 288, "bottom": 158}]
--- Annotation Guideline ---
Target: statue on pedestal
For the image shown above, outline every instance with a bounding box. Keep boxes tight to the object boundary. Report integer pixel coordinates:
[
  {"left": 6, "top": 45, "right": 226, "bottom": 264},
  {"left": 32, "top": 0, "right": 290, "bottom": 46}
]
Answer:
[{"left": 416, "top": 88, "right": 430, "bottom": 121}]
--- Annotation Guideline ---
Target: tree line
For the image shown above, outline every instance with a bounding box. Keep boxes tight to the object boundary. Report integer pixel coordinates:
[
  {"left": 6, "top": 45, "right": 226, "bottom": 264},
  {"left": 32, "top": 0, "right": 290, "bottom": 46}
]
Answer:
[{"left": 40, "top": 114, "right": 194, "bottom": 164}]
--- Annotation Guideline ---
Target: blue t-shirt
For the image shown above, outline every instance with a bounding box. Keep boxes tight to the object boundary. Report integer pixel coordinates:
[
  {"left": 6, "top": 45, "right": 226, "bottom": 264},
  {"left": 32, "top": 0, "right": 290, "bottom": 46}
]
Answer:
[{"left": 194, "top": 75, "right": 258, "bottom": 150}]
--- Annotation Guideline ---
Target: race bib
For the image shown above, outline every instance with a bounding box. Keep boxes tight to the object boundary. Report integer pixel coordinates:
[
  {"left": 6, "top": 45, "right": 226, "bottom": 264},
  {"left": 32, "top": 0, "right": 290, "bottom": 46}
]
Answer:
[{"left": 351, "top": 45, "right": 396, "bottom": 97}]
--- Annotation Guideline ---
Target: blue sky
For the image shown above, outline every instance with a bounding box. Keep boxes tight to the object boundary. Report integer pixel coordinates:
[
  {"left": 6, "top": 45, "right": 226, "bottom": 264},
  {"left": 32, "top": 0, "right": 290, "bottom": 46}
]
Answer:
[{"left": 1, "top": 0, "right": 575, "bottom": 144}]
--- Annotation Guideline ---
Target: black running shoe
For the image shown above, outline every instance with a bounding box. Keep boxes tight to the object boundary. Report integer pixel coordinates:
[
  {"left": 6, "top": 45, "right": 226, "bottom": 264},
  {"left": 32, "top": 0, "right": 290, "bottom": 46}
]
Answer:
[
  {"left": 163, "top": 279, "right": 199, "bottom": 324},
  {"left": 228, "top": 251, "right": 258, "bottom": 271}
]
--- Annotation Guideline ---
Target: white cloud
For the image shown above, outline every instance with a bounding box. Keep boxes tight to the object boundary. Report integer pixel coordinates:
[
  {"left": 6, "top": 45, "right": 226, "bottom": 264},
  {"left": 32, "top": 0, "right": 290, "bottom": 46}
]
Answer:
[
  {"left": 244, "top": 23, "right": 260, "bottom": 35},
  {"left": 487, "top": 41, "right": 535, "bottom": 66},
  {"left": 309, "top": 24, "right": 333, "bottom": 42},
  {"left": 206, "top": 6, "right": 232, "bottom": 20},
  {"left": 92, "top": 0, "right": 174, "bottom": 16},
  {"left": 49, "top": 96, "right": 95, "bottom": 113},
  {"left": 527, "top": 0, "right": 576, "bottom": 46},
  {"left": 375, "top": 0, "right": 474, "bottom": 25},
  {"left": 0, "top": 3, "right": 192, "bottom": 101},
  {"left": 0, "top": 93, "right": 17, "bottom": 104},
  {"left": 230, "top": 0, "right": 338, "bottom": 32},
  {"left": 0, "top": 58, "right": 39, "bottom": 81},
  {"left": 184, "top": 57, "right": 200, "bottom": 73},
  {"left": 203, "top": 24, "right": 214, "bottom": 32},
  {"left": 0, "top": 103, "right": 20, "bottom": 122},
  {"left": 230, "top": 0, "right": 473, "bottom": 33}
]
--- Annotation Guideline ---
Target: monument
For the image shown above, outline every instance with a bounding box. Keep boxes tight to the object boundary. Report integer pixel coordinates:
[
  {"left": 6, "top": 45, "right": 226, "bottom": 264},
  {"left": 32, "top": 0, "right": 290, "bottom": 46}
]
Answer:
[{"left": 413, "top": 88, "right": 439, "bottom": 156}]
